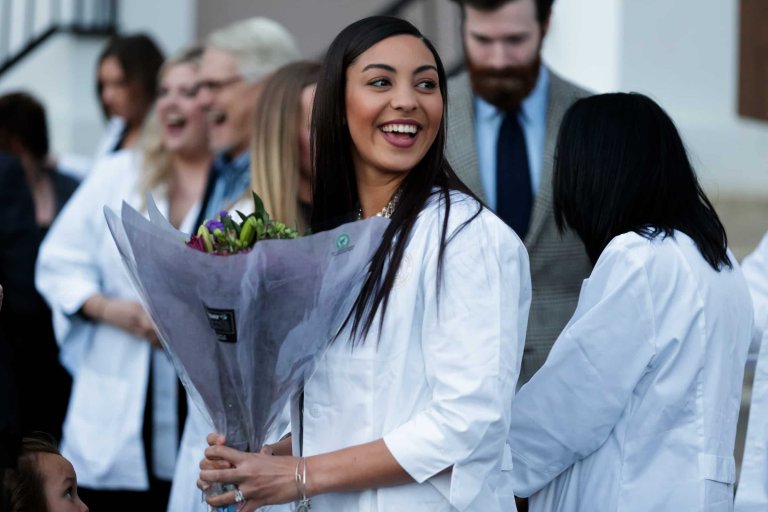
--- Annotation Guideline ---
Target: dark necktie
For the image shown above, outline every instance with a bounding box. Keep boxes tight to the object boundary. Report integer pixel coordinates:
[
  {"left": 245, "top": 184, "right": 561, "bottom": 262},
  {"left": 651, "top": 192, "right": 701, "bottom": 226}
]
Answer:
[{"left": 496, "top": 110, "right": 533, "bottom": 238}]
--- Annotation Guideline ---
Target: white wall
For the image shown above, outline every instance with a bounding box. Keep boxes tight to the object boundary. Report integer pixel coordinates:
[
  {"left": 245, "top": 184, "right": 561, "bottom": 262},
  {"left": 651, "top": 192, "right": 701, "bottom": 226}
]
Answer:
[
  {"left": 542, "top": 0, "right": 768, "bottom": 197},
  {"left": 619, "top": 0, "right": 768, "bottom": 197},
  {"left": 195, "top": 0, "right": 403, "bottom": 59},
  {"left": 119, "top": 0, "right": 196, "bottom": 55},
  {"left": 0, "top": 33, "right": 106, "bottom": 158},
  {"left": 542, "top": 0, "right": 621, "bottom": 93}
]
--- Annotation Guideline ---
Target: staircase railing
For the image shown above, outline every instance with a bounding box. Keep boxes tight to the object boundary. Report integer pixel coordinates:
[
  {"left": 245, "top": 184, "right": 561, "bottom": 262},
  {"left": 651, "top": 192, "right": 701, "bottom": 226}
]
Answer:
[{"left": 0, "top": 0, "right": 117, "bottom": 76}]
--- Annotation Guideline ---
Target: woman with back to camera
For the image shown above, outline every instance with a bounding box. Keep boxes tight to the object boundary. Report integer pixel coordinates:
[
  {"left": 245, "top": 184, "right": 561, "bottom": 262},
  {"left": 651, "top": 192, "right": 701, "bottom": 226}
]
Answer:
[
  {"left": 36, "top": 47, "right": 211, "bottom": 509},
  {"left": 198, "top": 15, "right": 532, "bottom": 512},
  {"left": 508, "top": 92, "right": 752, "bottom": 511}
]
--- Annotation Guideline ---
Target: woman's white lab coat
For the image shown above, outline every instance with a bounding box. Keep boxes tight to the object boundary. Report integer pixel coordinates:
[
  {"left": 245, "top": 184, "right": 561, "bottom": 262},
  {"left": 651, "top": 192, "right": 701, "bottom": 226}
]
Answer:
[
  {"left": 735, "top": 231, "right": 768, "bottom": 511},
  {"left": 509, "top": 230, "right": 752, "bottom": 511},
  {"left": 36, "top": 151, "right": 197, "bottom": 489},
  {"left": 293, "top": 192, "right": 531, "bottom": 511}
]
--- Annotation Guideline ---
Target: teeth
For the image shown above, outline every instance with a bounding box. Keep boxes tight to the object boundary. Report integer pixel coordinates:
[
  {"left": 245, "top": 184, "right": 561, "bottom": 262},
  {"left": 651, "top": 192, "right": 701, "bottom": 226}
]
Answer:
[
  {"left": 382, "top": 124, "right": 417, "bottom": 134},
  {"left": 167, "top": 113, "right": 186, "bottom": 127}
]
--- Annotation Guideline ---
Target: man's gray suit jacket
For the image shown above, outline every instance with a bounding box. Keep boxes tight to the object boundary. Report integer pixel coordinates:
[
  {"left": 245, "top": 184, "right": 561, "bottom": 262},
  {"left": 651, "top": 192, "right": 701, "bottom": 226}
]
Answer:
[{"left": 445, "top": 67, "right": 593, "bottom": 384}]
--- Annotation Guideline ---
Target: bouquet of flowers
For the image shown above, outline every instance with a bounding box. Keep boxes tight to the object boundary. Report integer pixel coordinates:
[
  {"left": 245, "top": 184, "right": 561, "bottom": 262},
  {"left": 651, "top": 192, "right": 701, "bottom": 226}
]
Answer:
[
  {"left": 186, "top": 193, "right": 298, "bottom": 255},
  {"left": 104, "top": 194, "right": 387, "bottom": 509}
]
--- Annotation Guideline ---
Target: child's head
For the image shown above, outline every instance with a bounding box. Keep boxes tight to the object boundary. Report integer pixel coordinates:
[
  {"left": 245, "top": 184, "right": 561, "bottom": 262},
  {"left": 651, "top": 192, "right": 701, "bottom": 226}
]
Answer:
[{"left": 2, "top": 434, "right": 88, "bottom": 512}]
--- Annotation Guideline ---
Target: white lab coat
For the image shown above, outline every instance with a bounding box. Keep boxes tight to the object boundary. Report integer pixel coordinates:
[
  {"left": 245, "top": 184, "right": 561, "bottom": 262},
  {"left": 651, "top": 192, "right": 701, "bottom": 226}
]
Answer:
[
  {"left": 58, "top": 116, "right": 126, "bottom": 180},
  {"left": 509, "top": 230, "right": 752, "bottom": 511},
  {"left": 36, "top": 150, "right": 198, "bottom": 489},
  {"left": 167, "top": 403, "right": 212, "bottom": 512},
  {"left": 735, "top": 231, "right": 768, "bottom": 511},
  {"left": 293, "top": 192, "right": 531, "bottom": 511}
]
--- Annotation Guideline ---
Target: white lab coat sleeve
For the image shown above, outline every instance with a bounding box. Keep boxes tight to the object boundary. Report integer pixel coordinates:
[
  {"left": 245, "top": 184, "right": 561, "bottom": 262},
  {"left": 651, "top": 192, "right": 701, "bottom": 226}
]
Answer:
[
  {"left": 742, "top": 231, "right": 768, "bottom": 350},
  {"left": 383, "top": 210, "right": 530, "bottom": 511},
  {"left": 736, "top": 328, "right": 768, "bottom": 511},
  {"left": 36, "top": 154, "right": 132, "bottom": 368},
  {"left": 736, "top": 232, "right": 768, "bottom": 510},
  {"left": 509, "top": 244, "right": 656, "bottom": 497}
]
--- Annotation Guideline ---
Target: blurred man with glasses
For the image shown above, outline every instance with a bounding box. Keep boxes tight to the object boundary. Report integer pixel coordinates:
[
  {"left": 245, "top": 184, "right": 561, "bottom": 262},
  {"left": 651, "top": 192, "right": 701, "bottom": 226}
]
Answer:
[{"left": 194, "top": 17, "right": 300, "bottom": 224}]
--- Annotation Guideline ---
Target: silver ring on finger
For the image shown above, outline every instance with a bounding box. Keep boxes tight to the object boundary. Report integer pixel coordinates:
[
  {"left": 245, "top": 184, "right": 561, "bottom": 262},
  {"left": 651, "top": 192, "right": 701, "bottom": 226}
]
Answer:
[{"left": 234, "top": 487, "right": 245, "bottom": 504}]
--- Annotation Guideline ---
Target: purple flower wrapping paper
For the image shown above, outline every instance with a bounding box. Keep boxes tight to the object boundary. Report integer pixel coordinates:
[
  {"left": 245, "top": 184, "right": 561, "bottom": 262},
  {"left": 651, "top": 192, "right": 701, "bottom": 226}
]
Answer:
[{"left": 104, "top": 197, "right": 387, "bottom": 452}]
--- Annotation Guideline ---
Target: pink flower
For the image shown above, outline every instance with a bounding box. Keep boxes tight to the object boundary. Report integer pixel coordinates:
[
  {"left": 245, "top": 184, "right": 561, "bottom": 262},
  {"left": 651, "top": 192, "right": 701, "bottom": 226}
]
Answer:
[{"left": 186, "top": 235, "right": 206, "bottom": 253}]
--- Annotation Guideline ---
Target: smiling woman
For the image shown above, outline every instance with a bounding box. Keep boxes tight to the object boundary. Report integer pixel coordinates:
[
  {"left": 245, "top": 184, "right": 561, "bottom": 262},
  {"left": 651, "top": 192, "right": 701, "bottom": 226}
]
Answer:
[
  {"left": 344, "top": 34, "right": 443, "bottom": 194},
  {"left": 198, "top": 16, "right": 532, "bottom": 512}
]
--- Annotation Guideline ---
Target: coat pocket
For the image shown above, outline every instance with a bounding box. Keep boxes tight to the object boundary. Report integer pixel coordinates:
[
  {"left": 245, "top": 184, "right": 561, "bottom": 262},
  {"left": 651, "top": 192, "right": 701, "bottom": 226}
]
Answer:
[
  {"left": 698, "top": 453, "right": 735, "bottom": 484},
  {"left": 699, "top": 453, "right": 736, "bottom": 509},
  {"left": 63, "top": 366, "right": 132, "bottom": 478}
]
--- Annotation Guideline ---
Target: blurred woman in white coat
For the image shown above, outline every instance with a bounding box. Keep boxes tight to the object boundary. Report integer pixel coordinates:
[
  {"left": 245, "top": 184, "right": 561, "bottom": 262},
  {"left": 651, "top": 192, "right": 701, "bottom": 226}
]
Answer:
[
  {"left": 734, "top": 232, "right": 768, "bottom": 511},
  {"left": 509, "top": 92, "right": 752, "bottom": 511},
  {"left": 36, "top": 47, "right": 211, "bottom": 510}
]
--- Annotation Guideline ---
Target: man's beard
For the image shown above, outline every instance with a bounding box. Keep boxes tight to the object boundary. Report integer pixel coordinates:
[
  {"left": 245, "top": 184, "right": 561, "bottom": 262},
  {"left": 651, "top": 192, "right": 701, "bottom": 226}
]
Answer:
[{"left": 466, "top": 55, "right": 542, "bottom": 112}]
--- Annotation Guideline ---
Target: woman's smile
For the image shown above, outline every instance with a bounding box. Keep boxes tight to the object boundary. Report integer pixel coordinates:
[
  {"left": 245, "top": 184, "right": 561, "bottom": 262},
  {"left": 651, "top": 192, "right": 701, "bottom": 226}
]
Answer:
[{"left": 379, "top": 119, "right": 422, "bottom": 148}]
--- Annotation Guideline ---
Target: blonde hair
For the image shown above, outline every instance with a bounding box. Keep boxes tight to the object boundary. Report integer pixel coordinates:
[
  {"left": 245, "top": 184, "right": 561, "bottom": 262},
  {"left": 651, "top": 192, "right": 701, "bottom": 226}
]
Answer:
[
  {"left": 206, "top": 17, "right": 300, "bottom": 84},
  {"left": 138, "top": 46, "right": 204, "bottom": 208},
  {"left": 249, "top": 61, "right": 320, "bottom": 232}
]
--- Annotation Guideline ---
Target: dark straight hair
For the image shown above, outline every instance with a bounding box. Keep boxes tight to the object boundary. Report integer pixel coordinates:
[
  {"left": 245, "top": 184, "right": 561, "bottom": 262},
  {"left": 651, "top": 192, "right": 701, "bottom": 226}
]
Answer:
[
  {"left": 311, "top": 16, "right": 480, "bottom": 343},
  {"left": 96, "top": 33, "right": 164, "bottom": 120},
  {"left": 0, "top": 92, "right": 49, "bottom": 161},
  {"left": 553, "top": 92, "right": 731, "bottom": 271}
]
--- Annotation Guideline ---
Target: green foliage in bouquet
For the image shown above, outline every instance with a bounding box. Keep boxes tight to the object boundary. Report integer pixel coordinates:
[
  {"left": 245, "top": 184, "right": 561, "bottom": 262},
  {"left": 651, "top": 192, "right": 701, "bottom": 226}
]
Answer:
[{"left": 186, "top": 192, "right": 298, "bottom": 255}]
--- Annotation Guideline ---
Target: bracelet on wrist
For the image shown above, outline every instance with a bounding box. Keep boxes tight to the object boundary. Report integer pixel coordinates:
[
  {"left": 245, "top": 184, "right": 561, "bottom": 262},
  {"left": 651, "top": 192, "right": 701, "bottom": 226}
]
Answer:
[{"left": 294, "top": 456, "right": 311, "bottom": 511}]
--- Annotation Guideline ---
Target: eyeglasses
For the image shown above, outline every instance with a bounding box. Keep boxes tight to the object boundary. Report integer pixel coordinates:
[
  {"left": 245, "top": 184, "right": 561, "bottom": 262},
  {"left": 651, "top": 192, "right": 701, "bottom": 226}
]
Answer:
[{"left": 195, "top": 76, "right": 243, "bottom": 95}]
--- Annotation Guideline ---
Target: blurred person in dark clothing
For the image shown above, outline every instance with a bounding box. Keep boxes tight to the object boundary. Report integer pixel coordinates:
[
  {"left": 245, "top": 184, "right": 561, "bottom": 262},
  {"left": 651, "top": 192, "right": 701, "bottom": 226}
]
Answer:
[
  {"left": 0, "top": 92, "right": 79, "bottom": 443},
  {"left": 0, "top": 157, "right": 27, "bottom": 478},
  {"left": 0, "top": 264, "right": 20, "bottom": 480}
]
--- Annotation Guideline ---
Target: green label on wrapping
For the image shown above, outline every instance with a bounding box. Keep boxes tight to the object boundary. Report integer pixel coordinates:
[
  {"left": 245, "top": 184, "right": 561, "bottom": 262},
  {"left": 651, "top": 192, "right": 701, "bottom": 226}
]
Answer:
[{"left": 336, "top": 233, "right": 350, "bottom": 250}]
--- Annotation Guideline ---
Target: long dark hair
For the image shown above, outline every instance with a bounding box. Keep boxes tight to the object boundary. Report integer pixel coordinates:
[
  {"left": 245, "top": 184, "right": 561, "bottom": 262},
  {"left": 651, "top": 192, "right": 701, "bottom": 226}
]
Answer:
[
  {"left": 311, "top": 16, "right": 479, "bottom": 342},
  {"left": 0, "top": 92, "right": 49, "bottom": 161},
  {"left": 96, "top": 33, "right": 164, "bottom": 120},
  {"left": 553, "top": 92, "right": 731, "bottom": 270}
]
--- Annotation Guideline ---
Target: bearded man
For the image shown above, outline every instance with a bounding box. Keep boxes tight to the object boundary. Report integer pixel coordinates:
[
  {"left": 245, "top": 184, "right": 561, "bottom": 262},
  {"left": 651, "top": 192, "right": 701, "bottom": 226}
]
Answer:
[{"left": 446, "top": 0, "right": 593, "bottom": 385}]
